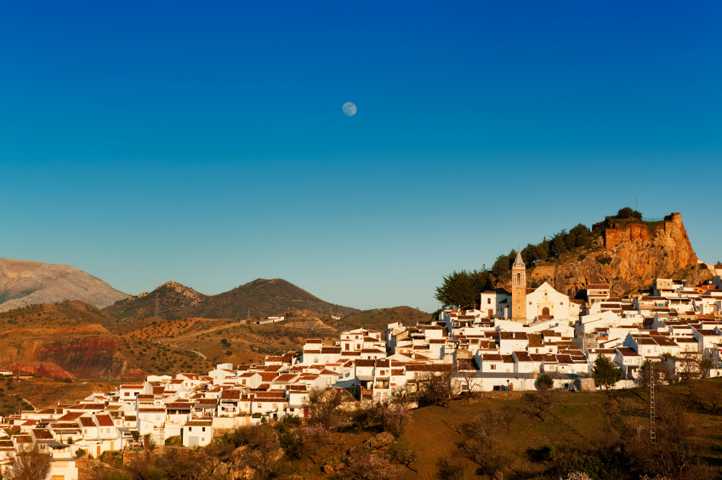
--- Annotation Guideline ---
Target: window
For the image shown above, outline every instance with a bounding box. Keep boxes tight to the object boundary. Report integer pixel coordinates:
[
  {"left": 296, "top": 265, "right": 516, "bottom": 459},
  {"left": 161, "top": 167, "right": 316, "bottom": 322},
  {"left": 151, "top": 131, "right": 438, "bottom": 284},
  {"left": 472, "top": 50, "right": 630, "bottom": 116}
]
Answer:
[
  {"left": 202, "top": 427, "right": 206, "bottom": 432},
  {"left": 188, "top": 427, "right": 192, "bottom": 432},
  {"left": 487, "top": 298, "right": 491, "bottom": 304},
  {"left": 490, "top": 364, "right": 496, "bottom": 370}
]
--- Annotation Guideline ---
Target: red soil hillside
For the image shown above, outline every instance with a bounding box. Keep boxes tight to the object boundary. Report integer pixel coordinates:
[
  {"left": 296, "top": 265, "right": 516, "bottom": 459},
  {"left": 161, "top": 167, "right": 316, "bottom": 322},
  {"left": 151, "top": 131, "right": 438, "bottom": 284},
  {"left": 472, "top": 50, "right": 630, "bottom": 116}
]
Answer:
[{"left": 0, "top": 301, "right": 145, "bottom": 379}]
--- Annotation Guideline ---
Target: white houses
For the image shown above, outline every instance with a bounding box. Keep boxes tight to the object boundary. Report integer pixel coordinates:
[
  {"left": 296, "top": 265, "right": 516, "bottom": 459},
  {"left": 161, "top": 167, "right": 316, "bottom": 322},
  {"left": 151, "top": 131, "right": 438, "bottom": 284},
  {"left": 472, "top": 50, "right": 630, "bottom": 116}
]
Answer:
[{"left": 182, "top": 419, "right": 213, "bottom": 448}]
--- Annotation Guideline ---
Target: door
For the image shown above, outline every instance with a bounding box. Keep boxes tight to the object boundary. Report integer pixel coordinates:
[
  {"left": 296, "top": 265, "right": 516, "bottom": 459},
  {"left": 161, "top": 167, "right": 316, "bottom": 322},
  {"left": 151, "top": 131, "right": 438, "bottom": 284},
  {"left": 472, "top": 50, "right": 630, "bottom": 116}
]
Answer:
[
  {"left": 97, "top": 445, "right": 101, "bottom": 456},
  {"left": 189, "top": 436, "right": 200, "bottom": 447},
  {"left": 488, "top": 309, "right": 493, "bottom": 317},
  {"left": 542, "top": 307, "right": 550, "bottom": 317}
]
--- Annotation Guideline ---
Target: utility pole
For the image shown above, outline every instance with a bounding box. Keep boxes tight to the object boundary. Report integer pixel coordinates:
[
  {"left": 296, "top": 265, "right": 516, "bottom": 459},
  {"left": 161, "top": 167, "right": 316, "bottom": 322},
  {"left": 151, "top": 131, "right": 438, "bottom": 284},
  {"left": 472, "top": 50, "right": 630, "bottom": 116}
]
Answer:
[
  {"left": 155, "top": 297, "right": 159, "bottom": 318},
  {"left": 649, "top": 364, "right": 656, "bottom": 445}
]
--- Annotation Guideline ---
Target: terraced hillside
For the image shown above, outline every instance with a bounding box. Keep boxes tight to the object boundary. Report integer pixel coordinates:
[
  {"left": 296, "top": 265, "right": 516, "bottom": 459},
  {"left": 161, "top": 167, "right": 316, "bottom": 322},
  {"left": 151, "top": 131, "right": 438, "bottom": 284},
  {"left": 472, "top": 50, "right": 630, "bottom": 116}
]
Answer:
[{"left": 330, "top": 306, "right": 431, "bottom": 331}]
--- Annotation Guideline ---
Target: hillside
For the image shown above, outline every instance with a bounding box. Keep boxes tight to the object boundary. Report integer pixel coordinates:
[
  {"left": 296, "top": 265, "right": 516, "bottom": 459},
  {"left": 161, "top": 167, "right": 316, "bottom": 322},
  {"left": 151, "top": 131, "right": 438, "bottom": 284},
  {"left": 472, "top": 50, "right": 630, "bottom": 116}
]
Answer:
[
  {"left": 330, "top": 306, "right": 431, "bottom": 331},
  {"left": 0, "top": 257, "right": 126, "bottom": 312},
  {"left": 81, "top": 380, "right": 722, "bottom": 480},
  {"left": 105, "top": 278, "right": 360, "bottom": 322},
  {"left": 0, "top": 301, "right": 145, "bottom": 379},
  {"left": 525, "top": 212, "right": 708, "bottom": 297}
]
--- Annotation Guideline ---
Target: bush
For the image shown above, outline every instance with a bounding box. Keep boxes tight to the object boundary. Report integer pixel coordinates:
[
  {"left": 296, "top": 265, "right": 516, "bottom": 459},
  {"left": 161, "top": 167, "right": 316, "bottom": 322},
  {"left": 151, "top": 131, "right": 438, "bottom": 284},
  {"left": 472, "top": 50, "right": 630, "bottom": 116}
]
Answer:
[
  {"left": 596, "top": 256, "right": 612, "bottom": 266},
  {"left": 537, "top": 374, "right": 554, "bottom": 390},
  {"left": 616, "top": 207, "right": 642, "bottom": 220}
]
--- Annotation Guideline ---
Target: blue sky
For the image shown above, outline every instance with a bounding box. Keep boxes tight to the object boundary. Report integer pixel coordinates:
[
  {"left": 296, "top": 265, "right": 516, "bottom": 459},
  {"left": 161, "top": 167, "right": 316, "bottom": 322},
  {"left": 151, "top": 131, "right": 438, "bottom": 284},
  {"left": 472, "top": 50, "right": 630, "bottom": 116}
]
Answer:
[{"left": 1, "top": 1, "right": 721, "bottom": 312}]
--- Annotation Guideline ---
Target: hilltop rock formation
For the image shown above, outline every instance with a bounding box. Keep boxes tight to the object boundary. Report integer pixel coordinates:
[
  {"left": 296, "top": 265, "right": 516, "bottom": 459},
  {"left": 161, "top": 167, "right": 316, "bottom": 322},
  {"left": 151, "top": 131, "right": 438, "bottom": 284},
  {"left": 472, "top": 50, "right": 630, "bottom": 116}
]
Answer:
[
  {"left": 0, "top": 258, "right": 126, "bottom": 312},
  {"left": 528, "top": 213, "right": 706, "bottom": 297}
]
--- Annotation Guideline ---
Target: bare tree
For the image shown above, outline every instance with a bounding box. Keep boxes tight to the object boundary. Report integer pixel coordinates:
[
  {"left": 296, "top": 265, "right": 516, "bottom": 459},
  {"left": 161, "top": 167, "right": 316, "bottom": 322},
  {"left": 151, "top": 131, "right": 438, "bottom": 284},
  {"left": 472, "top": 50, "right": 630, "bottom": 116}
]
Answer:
[
  {"left": 389, "top": 438, "right": 417, "bottom": 472},
  {"left": 521, "top": 390, "right": 557, "bottom": 422},
  {"left": 436, "top": 457, "right": 465, "bottom": 480},
  {"left": 456, "top": 410, "right": 510, "bottom": 477},
  {"left": 304, "top": 387, "right": 353, "bottom": 430},
  {"left": 343, "top": 447, "right": 400, "bottom": 480},
  {"left": 5, "top": 444, "right": 51, "bottom": 480},
  {"left": 453, "top": 366, "right": 482, "bottom": 395},
  {"left": 676, "top": 352, "right": 704, "bottom": 382},
  {"left": 637, "top": 359, "right": 668, "bottom": 388},
  {"left": 374, "top": 403, "right": 413, "bottom": 437},
  {"left": 416, "top": 372, "right": 452, "bottom": 407}
]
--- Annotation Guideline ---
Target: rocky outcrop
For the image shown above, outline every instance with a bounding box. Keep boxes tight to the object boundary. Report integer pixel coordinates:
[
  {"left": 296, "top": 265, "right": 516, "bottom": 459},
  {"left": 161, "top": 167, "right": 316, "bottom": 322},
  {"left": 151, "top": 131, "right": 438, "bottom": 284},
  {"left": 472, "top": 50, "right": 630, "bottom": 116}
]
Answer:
[
  {"left": 528, "top": 213, "right": 702, "bottom": 297},
  {"left": 0, "top": 258, "right": 126, "bottom": 312}
]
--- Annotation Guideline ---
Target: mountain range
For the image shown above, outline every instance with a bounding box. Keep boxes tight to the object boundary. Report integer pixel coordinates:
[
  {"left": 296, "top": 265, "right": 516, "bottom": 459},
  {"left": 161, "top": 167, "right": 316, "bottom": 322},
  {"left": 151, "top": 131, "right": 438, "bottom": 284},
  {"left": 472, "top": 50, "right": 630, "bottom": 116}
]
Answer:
[{"left": 104, "top": 278, "right": 360, "bottom": 322}]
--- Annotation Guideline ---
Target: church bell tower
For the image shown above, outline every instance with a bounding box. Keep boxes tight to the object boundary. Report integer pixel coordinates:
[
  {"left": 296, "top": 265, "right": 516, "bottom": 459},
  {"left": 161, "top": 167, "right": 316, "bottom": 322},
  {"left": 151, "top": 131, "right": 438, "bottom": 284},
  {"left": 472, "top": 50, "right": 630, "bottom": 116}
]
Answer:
[{"left": 511, "top": 251, "right": 527, "bottom": 321}]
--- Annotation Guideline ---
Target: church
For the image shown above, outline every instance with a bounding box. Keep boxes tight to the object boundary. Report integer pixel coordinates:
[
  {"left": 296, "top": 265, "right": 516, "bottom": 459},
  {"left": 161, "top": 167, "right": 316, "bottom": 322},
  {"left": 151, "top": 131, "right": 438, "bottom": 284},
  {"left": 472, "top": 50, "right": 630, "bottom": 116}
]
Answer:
[{"left": 480, "top": 252, "right": 572, "bottom": 323}]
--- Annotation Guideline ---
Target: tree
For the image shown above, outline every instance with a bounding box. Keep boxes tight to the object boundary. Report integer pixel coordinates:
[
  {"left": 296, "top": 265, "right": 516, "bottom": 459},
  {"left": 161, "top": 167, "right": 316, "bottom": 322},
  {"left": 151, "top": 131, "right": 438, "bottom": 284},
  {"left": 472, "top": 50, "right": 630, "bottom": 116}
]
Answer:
[
  {"left": 591, "top": 354, "right": 622, "bottom": 389},
  {"left": 437, "top": 457, "right": 465, "bottom": 480},
  {"left": 616, "top": 207, "right": 642, "bottom": 220},
  {"left": 389, "top": 438, "right": 418, "bottom": 472},
  {"left": 343, "top": 447, "right": 400, "bottom": 480},
  {"left": 565, "top": 231, "right": 577, "bottom": 251},
  {"left": 569, "top": 223, "right": 591, "bottom": 247},
  {"left": 521, "top": 391, "right": 557, "bottom": 422},
  {"left": 637, "top": 359, "right": 668, "bottom": 388},
  {"left": 435, "top": 270, "right": 476, "bottom": 308},
  {"left": 676, "top": 352, "right": 704, "bottom": 382},
  {"left": 456, "top": 411, "right": 510, "bottom": 477},
  {"left": 374, "top": 403, "right": 412, "bottom": 437},
  {"left": 551, "top": 231, "right": 568, "bottom": 257},
  {"left": 537, "top": 374, "right": 553, "bottom": 391},
  {"left": 304, "top": 387, "right": 352, "bottom": 430},
  {"left": 492, "top": 254, "right": 511, "bottom": 277},
  {"left": 5, "top": 444, "right": 51, "bottom": 480},
  {"left": 416, "top": 372, "right": 453, "bottom": 407}
]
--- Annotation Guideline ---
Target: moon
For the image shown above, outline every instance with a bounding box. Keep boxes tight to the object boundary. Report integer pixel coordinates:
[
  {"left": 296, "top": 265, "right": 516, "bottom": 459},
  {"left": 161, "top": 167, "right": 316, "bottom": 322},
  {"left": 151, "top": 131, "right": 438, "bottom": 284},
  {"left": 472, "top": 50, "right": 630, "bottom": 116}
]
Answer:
[{"left": 342, "top": 102, "right": 357, "bottom": 116}]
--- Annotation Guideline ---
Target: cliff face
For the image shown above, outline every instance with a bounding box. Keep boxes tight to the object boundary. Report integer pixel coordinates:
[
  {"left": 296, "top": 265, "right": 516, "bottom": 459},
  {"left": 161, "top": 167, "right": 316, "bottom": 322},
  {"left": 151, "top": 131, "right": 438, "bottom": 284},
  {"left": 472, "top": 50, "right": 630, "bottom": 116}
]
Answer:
[{"left": 528, "top": 213, "right": 703, "bottom": 297}]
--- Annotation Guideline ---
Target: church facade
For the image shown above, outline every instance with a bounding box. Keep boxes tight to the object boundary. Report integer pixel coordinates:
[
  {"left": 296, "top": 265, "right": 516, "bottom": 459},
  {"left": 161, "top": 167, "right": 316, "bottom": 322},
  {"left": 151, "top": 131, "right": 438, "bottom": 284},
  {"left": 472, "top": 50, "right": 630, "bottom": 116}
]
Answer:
[{"left": 481, "top": 252, "right": 571, "bottom": 323}]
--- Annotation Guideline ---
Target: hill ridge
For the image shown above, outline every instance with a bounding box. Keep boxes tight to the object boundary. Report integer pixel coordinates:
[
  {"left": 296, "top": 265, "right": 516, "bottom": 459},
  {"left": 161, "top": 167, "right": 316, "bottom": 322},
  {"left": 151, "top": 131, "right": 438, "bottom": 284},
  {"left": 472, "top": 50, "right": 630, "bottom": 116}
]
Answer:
[{"left": 104, "top": 277, "right": 359, "bottom": 322}]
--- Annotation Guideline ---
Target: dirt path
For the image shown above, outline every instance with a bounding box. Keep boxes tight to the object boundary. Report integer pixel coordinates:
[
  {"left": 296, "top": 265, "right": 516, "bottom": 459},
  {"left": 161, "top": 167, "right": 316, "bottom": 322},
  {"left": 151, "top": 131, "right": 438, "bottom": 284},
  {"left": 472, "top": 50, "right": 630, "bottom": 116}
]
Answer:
[
  {"left": 170, "top": 320, "right": 247, "bottom": 341},
  {"left": 151, "top": 340, "right": 209, "bottom": 360}
]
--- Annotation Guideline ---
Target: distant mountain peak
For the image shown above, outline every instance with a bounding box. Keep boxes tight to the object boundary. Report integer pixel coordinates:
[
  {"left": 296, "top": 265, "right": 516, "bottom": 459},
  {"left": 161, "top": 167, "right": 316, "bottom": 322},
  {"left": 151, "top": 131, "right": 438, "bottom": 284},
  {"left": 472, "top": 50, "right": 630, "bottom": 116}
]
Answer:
[
  {"left": 158, "top": 280, "right": 201, "bottom": 295},
  {"left": 106, "top": 277, "right": 358, "bottom": 321},
  {"left": 0, "top": 258, "right": 126, "bottom": 312}
]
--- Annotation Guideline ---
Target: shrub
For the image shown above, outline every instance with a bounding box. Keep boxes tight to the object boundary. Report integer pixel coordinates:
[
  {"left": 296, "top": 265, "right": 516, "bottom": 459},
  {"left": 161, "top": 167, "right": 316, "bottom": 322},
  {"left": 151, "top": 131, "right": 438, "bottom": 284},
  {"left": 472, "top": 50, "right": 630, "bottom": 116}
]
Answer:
[
  {"left": 596, "top": 256, "right": 612, "bottom": 266},
  {"left": 537, "top": 374, "right": 554, "bottom": 390}
]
